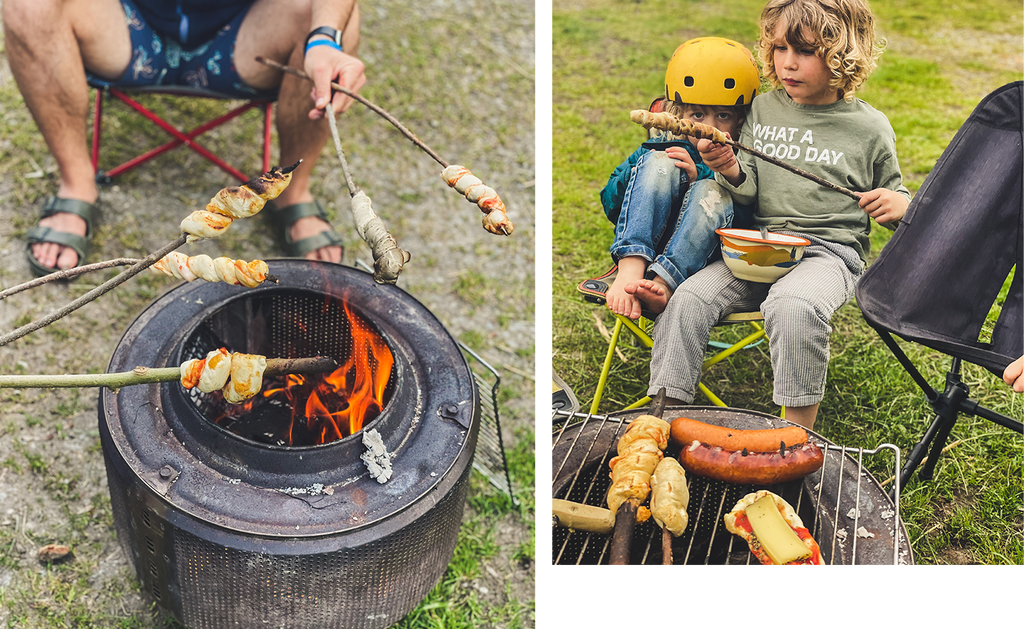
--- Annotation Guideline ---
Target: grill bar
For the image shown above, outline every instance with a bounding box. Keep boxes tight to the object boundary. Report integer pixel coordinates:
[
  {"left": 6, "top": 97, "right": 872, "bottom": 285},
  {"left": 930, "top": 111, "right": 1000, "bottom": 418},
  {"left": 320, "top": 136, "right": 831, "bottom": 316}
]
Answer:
[{"left": 552, "top": 408, "right": 911, "bottom": 565}]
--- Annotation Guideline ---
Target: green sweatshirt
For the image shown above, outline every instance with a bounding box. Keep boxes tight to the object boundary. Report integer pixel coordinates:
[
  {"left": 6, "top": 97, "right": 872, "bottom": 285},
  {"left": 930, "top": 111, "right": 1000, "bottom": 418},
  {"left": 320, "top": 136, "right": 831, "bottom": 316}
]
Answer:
[{"left": 715, "top": 89, "right": 910, "bottom": 263}]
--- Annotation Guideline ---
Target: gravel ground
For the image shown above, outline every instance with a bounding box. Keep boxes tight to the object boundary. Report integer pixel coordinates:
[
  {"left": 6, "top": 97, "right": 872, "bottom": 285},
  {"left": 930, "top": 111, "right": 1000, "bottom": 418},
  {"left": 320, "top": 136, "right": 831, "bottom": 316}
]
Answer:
[{"left": 0, "top": 0, "right": 535, "bottom": 626}]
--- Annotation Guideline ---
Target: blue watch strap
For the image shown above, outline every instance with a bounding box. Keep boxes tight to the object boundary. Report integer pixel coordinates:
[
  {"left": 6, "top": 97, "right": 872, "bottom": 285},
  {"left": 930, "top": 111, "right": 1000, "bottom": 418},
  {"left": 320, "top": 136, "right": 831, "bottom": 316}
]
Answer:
[{"left": 305, "top": 39, "right": 342, "bottom": 55}]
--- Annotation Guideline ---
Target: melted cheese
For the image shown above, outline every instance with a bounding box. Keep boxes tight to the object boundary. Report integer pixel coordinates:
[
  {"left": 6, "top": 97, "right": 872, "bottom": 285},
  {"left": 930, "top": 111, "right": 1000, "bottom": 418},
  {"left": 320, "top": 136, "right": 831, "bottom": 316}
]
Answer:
[{"left": 745, "top": 494, "right": 812, "bottom": 565}]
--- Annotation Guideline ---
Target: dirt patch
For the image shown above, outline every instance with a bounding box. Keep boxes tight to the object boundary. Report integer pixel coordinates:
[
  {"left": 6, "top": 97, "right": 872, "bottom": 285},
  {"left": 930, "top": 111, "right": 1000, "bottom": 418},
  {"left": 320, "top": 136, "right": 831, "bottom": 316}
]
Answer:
[{"left": 0, "top": 0, "right": 534, "bottom": 625}]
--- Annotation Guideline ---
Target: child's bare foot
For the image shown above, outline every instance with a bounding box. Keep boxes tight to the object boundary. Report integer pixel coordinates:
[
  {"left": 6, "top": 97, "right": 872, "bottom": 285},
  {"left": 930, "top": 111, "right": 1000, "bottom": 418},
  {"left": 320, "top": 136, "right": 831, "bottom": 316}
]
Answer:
[
  {"left": 606, "top": 257, "right": 646, "bottom": 319},
  {"left": 628, "top": 277, "right": 672, "bottom": 315},
  {"left": 606, "top": 273, "right": 643, "bottom": 319}
]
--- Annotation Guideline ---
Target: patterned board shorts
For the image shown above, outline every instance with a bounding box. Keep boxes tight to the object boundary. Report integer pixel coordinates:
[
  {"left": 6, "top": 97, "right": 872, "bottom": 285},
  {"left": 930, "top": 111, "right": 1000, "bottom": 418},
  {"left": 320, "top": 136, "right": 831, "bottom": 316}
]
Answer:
[{"left": 86, "top": 0, "right": 279, "bottom": 100}]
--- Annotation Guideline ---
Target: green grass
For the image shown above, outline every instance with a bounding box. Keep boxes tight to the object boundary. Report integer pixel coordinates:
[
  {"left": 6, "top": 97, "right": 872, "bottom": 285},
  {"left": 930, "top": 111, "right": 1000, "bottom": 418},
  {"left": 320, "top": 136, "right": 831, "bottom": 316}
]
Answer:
[{"left": 553, "top": 0, "right": 1023, "bottom": 565}]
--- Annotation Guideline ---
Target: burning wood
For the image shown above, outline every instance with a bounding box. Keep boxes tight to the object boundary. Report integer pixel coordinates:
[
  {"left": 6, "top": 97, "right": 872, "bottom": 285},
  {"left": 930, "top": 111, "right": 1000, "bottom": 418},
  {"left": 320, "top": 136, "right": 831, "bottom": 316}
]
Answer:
[
  {"left": 209, "top": 300, "right": 394, "bottom": 446},
  {"left": 152, "top": 252, "right": 272, "bottom": 287}
]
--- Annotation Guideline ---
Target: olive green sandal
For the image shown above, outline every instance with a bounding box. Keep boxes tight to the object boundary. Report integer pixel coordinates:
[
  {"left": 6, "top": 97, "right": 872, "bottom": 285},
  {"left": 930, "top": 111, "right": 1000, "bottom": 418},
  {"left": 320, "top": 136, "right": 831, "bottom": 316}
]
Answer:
[
  {"left": 25, "top": 196, "right": 98, "bottom": 278},
  {"left": 269, "top": 201, "right": 345, "bottom": 258}
]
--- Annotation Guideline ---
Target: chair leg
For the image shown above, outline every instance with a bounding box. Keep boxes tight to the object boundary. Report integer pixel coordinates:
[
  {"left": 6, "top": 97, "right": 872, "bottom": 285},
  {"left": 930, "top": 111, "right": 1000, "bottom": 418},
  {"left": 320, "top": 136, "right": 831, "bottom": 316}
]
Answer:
[
  {"left": 262, "top": 102, "right": 273, "bottom": 173},
  {"left": 590, "top": 317, "right": 624, "bottom": 414},
  {"left": 91, "top": 89, "right": 112, "bottom": 185},
  {"left": 894, "top": 361, "right": 969, "bottom": 493}
]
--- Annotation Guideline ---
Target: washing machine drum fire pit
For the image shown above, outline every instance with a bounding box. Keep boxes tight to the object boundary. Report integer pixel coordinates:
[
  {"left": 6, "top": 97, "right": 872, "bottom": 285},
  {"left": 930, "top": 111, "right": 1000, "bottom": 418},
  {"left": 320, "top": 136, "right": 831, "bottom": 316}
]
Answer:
[{"left": 99, "top": 260, "right": 479, "bottom": 628}]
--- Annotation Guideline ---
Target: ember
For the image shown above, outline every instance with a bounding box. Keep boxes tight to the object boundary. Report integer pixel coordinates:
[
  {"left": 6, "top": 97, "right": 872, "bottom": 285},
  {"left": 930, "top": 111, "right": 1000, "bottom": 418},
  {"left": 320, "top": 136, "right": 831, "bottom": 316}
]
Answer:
[{"left": 209, "top": 297, "right": 394, "bottom": 446}]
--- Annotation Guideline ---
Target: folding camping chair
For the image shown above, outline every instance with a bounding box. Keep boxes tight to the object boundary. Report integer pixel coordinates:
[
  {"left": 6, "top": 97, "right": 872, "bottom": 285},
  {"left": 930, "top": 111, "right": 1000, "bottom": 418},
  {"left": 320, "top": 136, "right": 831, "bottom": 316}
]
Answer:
[
  {"left": 856, "top": 81, "right": 1023, "bottom": 495},
  {"left": 89, "top": 83, "right": 274, "bottom": 184},
  {"left": 578, "top": 266, "right": 768, "bottom": 414}
]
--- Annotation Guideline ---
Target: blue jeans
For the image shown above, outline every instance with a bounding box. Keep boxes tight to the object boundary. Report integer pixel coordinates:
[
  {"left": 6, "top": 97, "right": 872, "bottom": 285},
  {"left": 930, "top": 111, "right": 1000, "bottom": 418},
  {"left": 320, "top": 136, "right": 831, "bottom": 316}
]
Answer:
[{"left": 610, "top": 150, "right": 734, "bottom": 291}]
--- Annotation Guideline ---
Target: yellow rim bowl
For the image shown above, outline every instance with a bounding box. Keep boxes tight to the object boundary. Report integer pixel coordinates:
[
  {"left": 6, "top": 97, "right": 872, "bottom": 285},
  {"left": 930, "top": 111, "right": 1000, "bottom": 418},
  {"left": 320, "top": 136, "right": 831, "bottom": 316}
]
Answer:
[{"left": 716, "top": 228, "right": 811, "bottom": 283}]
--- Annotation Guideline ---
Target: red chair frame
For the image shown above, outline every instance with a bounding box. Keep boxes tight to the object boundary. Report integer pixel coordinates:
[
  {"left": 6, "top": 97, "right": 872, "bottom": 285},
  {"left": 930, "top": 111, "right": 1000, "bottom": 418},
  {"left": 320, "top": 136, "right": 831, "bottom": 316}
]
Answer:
[{"left": 90, "top": 86, "right": 274, "bottom": 184}]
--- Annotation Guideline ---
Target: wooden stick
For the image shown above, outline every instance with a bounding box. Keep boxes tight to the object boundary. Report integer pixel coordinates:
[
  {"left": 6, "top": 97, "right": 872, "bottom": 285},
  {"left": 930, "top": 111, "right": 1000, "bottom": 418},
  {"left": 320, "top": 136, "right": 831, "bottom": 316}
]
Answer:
[
  {"left": 0, "top": 235, "right": 188, "bottom": 348},
  {"left": 662, "top": 526, "right": 674, "bottom": 565},
  {"left": 609, "top": 387, "right": 671, "bottom": 565},
  {"left": 0, "top": 356, "right": 338, "bottom": 389},
  {"left": 325, "top": 103, "right": 410, "bottom": 285},
  {"left": 257, "top": 56, "right": 448, "bottom": 167},
  {"left": 630, "top": 110, "right": 862, "bottom": 201},
  {"left": 609, "top": 498, "right": 639, "bottom": 565},
  {"left": 0, "top": 259, "right": 140, "bottom": 300}
]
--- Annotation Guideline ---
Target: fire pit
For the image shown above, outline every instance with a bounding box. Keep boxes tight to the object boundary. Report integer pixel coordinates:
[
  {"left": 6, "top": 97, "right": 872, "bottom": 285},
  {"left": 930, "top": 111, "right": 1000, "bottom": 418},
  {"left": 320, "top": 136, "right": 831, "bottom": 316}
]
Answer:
[
  {"left": 552, "top": 407, "right": 913, "bottom": 565},
  {"left": 99, "top": 260, "right": 479, "bottom": 628}
]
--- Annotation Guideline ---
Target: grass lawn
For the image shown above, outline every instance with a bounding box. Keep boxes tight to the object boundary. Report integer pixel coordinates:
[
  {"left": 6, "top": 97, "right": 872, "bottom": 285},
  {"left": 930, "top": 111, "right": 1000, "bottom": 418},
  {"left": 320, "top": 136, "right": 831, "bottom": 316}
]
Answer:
[{"left": 552, "top": 0, "right": 1022, "bottom": 565}]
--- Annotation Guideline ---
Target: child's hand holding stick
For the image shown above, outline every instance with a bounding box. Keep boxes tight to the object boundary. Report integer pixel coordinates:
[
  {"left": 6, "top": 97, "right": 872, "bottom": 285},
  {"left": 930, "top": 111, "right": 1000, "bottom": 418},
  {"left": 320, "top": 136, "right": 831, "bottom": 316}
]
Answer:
[{"left": 631, "top": 110, "right": 862, "bottom": 202}]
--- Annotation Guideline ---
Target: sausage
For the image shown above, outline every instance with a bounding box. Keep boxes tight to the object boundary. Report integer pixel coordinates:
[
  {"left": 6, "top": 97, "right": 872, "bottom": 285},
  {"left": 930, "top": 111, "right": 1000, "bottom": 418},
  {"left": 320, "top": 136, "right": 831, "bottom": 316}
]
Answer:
[
  {"left": 670, "top": 416, "right": 808, "bottom": 453},
  {"left": 678, "top": 440, "right": 824, "bottom": 485}
]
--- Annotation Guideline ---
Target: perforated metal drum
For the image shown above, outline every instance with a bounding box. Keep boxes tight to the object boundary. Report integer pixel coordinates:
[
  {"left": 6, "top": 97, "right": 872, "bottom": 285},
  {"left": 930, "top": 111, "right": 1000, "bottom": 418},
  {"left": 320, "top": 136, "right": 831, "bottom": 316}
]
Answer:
[{"left": 100, "top": 260, "right": 479, "bottom": 628}]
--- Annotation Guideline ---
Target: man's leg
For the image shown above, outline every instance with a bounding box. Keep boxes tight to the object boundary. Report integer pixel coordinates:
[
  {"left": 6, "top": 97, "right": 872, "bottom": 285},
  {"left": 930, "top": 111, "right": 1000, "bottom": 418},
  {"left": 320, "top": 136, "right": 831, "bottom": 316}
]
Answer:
[
  {"left": 3, "top": 0, "right": 130, "bottom": 270},
  {"left": 235, "top": 0, "right": 362, "bottom": 263}
]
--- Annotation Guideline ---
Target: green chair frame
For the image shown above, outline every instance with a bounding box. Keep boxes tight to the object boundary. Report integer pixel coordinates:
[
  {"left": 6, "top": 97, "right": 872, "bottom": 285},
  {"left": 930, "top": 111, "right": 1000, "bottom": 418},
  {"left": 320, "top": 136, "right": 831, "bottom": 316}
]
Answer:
[{"left": 589, "top": 310, "right": 767, "bottom": 414}]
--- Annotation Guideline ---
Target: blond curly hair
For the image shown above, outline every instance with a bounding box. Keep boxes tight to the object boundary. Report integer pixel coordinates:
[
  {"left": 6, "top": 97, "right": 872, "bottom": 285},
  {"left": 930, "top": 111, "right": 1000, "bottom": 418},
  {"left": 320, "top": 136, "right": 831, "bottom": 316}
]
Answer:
[{"left": 757, "top": 0, "right": 884, "bottom": 102}]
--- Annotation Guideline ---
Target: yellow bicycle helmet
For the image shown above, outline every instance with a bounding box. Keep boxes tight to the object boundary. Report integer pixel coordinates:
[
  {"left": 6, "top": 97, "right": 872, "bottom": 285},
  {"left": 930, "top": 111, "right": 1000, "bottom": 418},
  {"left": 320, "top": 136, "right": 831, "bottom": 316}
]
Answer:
[{"left": 665, "top": 37, "right": 760, "bottom": 107}]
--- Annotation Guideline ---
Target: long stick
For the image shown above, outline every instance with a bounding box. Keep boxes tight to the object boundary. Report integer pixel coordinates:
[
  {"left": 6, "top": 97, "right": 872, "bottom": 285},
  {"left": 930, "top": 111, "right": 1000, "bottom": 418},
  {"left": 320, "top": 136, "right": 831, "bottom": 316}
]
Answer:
[
  {"left": 256, "top": 56, "right": 448, "bottom": 167},
  {"left": 0, "top": 235, "right": 187, "bottom": 348},
  {"left": 325, "top": 103, "right": 410, "bottom": 284},
  {"left": 0, "top": 259, "right": 140, "bottom": 301},
  {"left": 630, "top": 110, "right": 862, "bottom": 201},
  {"left": 0, "top": 356, "right": 338, "bottom": 389}
]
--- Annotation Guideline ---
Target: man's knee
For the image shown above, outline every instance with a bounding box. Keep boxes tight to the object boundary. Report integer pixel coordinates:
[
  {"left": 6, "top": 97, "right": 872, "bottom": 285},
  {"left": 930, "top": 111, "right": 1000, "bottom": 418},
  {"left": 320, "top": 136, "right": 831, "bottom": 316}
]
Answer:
[{"left": 3, "top": 0, "right": 58, "bottom": 34}]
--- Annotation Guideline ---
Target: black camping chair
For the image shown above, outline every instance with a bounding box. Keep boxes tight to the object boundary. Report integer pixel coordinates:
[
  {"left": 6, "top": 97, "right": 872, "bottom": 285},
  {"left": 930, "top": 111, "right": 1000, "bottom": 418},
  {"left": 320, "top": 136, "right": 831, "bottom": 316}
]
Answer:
[{"left": 856, "top": 81, "right": 1023, "bottom": 497}]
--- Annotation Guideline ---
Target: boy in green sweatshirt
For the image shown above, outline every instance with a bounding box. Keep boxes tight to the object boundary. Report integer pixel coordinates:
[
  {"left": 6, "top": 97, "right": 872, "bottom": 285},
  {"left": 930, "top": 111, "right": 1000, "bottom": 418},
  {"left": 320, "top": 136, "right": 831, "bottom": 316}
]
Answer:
[{"left": 638, "top": 0, "right": 910, "bottom": 429}]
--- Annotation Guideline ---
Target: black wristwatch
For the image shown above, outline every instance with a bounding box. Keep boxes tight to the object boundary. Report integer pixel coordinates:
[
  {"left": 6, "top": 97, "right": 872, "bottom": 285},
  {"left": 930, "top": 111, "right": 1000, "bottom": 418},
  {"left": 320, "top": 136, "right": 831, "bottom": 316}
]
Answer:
[{"left": 305, "top": 26, "right": 343, "bottom": 51}]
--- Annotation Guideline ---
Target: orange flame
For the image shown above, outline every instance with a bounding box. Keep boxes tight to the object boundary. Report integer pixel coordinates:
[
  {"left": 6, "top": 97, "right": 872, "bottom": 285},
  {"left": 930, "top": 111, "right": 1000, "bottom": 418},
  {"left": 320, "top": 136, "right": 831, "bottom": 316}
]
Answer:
[{"left": 257, "top": 298, "right": 394, "bottom": 446}]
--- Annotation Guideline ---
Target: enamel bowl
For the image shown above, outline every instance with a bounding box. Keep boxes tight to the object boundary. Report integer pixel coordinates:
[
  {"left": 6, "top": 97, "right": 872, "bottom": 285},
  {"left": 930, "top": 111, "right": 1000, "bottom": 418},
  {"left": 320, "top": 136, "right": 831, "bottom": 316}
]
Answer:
[{"left": 716, "top": 228, "right": 811, "bottom": 283}]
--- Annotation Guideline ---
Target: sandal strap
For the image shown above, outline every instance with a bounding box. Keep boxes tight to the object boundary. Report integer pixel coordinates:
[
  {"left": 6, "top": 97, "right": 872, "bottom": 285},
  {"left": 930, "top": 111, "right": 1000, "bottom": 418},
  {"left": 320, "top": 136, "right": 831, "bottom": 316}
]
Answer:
[
  {"left": 284, "top": 227, "right": 344, "bottom": 258},
  {"left": 26, "top": 225, "right": 90, "bottom": 258},
  {"left": 270, "top": 201, "right": 327, "bottom": 226},
  {"left": 40, "top": 196, "right": 97, "bottom": 236}
]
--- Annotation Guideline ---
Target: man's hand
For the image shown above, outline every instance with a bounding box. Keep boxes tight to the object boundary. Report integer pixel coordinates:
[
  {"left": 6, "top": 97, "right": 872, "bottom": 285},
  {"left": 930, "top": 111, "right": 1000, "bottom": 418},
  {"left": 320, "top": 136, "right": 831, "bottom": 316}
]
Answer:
[
  {"left": 859, "top": 188, "right": 909, "bottom": 225},
  {"left": 304, "top": 46, "right": 366, "bottom": 120}
]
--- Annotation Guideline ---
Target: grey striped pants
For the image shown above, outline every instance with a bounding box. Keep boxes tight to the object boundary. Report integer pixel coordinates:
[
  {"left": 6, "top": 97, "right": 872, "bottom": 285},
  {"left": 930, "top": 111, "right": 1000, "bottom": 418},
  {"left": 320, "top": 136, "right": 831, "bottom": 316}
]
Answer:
[{"left": 648, "top": 235, "right": 864, "bottom": 407}]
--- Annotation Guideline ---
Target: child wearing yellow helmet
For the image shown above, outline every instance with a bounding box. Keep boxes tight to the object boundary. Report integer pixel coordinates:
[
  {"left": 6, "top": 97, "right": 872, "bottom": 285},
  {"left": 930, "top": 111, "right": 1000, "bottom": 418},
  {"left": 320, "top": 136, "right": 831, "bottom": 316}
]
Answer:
[{"left": 601, "top": 37, "right": 761, "bottom": 320}]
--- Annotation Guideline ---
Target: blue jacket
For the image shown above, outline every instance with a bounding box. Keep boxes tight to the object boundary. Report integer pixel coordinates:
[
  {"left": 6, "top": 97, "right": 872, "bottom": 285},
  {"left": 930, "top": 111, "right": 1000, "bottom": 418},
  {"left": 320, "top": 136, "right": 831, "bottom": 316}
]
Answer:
[{"left": 600, "top": 136, "right": 713, "bottom": 224}]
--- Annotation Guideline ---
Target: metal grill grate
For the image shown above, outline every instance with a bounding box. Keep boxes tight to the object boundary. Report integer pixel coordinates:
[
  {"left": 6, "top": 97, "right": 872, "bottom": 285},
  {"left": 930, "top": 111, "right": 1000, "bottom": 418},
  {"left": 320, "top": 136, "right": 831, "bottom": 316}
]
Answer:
[
  {"left": 460, "top": 343, "right": 517, "bottom": 506},
  {"left": 552, "top": 407, "right": 913, "bottom": 565}
]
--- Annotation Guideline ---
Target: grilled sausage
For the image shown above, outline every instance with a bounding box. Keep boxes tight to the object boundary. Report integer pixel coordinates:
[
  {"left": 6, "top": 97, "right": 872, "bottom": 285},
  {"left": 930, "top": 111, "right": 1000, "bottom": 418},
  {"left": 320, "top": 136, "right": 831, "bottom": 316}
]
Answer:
[
  {"left": 670, "top": 417, "right": 809, "bottom": 453},
  {"left": 678, "top": 440, "right": 824, "bottom": 485}
]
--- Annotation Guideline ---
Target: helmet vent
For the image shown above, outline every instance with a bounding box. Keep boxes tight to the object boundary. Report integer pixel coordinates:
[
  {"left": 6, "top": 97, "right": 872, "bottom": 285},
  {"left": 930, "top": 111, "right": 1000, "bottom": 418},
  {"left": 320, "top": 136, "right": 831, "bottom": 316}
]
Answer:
[
  {"left": 724, "top": 78, "right": 735, "bottom": 89},
  {"left": 684, "top": 76, "right": 694, "bottom": 87}
]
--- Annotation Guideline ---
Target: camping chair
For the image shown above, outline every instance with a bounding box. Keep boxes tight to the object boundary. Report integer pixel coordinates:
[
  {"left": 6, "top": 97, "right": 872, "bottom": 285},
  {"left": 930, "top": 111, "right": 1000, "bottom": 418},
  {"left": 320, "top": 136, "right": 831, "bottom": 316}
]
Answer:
[
  {"left": 89, "top": 82, "right": 274, "bottom": 184},
  {"left": 578, "top": 266, "right": 767, "bottom": 414},
  {"left": 856, "top": 81, "right": 1023, "bottom": 496}
]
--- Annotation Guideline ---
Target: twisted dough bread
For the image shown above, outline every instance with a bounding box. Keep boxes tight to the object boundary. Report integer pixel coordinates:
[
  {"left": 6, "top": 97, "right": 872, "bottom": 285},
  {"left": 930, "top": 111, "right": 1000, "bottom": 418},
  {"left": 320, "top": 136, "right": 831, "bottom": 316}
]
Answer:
[
  {"left": 629, "top": 110, "right": 730, "bottom": 144},
  {"left": 180, "top": 165, "right": 295, "bottom": 242},
  {"left": 606, "top": 415, "right": 671, "bottom": 513},
  {"left": 153, "top": 252, "right": 269, "bottom": 287},
  {"left": 650, "top": 457, "right": 689, "bottom": 536},
  {"left": 180, "top": 349, "right": 268, "bottom": 404},
  {"left": 440, "top": 165, "right": 514, "bottom": 236}
]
